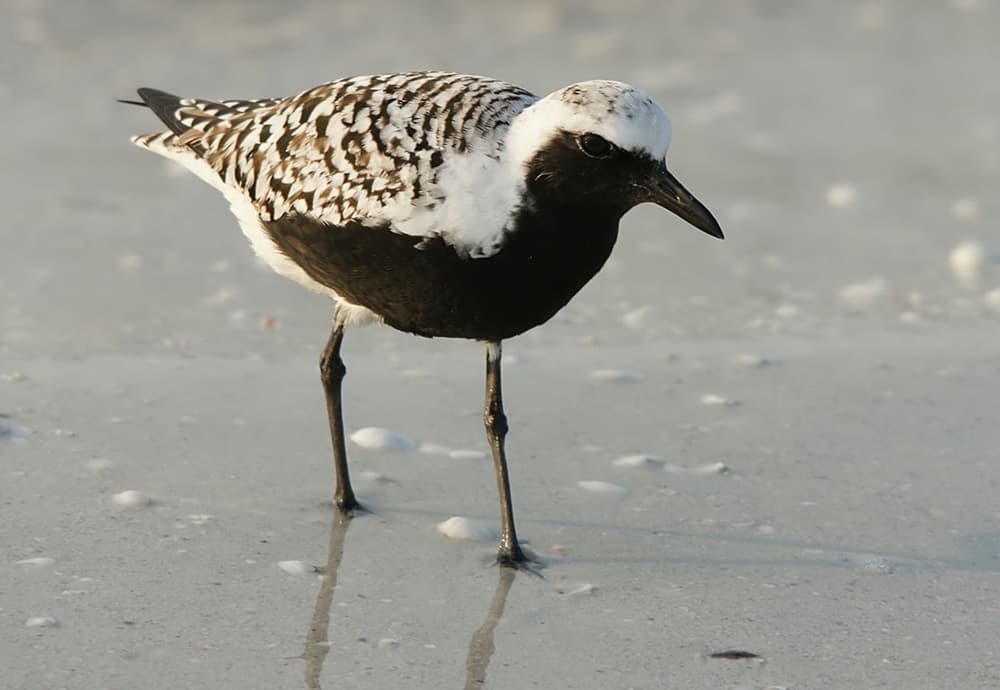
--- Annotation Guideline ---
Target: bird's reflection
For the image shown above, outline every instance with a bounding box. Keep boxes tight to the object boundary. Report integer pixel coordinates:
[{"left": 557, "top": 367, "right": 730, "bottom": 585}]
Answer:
[
  {"left": 464, "top": 567, "right": 516, "bottom": 690},
  {"left": 301, "top": 511, "right": 352, "bottom": 690},
  {"left": 297, "top": 511, "right": 521, "bottom": 689}
]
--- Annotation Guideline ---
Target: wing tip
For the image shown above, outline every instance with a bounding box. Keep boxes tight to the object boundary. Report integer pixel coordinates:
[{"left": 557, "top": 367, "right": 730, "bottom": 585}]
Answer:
[
  {"left": 128, "top": 87, "right": 189, "bottom": 136},
  {"left": 119, "top": 87, "right": 179, "bottom": 107}
]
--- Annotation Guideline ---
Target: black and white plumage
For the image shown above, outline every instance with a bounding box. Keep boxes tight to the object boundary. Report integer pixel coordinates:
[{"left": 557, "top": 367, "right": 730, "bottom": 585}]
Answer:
[{"left": 127, "top": 71, "right": 723, "bottom": 568}]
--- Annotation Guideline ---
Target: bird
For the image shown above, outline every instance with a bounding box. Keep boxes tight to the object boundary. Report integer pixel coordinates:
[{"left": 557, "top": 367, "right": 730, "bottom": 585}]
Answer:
[{"left": 124, "top": 71, "right": 723, "bottom": 569}]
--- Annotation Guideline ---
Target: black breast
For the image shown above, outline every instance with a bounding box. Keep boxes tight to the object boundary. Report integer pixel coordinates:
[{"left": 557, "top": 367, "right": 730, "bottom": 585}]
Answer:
[{"left": 264, "top": 206, "right": 619, "bottom": 341}]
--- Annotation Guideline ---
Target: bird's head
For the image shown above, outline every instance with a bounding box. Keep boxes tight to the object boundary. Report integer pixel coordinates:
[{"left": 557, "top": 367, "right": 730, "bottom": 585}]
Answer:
[{"left": 505, "top": 80, "right": 723, "bottom": 239}]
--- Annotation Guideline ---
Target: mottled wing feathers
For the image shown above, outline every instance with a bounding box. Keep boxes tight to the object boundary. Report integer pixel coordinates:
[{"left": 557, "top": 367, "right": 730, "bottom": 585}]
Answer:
[{"left": 131, "top": 73, "right": 537, "bottom": 235}]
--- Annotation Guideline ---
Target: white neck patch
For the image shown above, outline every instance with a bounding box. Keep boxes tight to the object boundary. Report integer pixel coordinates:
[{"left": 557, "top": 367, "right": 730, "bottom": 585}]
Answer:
[{"left": 504, "top": 80, "right": 672, "bottom": 170}]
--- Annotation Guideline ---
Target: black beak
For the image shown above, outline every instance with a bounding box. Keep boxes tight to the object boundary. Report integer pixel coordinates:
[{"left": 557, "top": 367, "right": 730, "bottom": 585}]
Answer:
[{"left": 644, "top": 163, "right": 724, "bottom": 239}]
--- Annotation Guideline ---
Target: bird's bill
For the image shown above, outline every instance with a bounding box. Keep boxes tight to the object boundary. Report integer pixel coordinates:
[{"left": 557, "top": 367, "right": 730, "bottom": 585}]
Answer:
[{"left": 648, "top": 164, "right": 724, "bottom": 239}]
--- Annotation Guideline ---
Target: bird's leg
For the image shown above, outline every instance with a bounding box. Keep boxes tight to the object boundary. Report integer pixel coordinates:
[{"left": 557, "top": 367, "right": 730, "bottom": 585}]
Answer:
[
  {"left": 320, "top": 322, "right": 361, "bottom": 514},
  {"left": 484, "top": 341, "right": 529, "bottom": 567}
]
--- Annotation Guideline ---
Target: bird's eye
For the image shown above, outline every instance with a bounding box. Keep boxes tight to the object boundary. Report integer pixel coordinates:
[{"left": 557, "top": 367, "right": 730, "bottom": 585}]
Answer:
[{"left": 577, "top": 133, "right": 615, "bottom": 158}]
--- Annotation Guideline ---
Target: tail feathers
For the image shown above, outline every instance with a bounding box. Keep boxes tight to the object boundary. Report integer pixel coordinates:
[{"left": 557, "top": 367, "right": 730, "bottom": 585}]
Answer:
[
  {"left": 123, "top": 88, "right": 237, "bottom": 193},
  {"left": 123, "top": 86, "right": 279, "bottom": 189},
  {"left": 126, "top": 88, "right": 221, "bottom": 155},
  {"left": 130, "top": 130, "right": 176, "bottom": 149}
]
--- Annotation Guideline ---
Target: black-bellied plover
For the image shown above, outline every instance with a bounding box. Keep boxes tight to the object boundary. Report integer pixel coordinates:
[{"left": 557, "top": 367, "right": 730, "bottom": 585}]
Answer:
[{"left": 125, "top": 72, "right": 723, "bottom": 568}]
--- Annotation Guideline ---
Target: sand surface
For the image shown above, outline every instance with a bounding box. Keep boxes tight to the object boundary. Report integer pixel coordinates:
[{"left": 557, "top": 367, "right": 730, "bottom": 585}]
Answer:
[{"left": 3, "top": 1, "right": 1000, "bottom": 688}]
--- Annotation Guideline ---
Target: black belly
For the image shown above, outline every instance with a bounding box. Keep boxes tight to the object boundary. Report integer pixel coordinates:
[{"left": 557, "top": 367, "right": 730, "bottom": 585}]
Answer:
[{"left": 264, "top": 211, "right": 619, "bottom": 341}]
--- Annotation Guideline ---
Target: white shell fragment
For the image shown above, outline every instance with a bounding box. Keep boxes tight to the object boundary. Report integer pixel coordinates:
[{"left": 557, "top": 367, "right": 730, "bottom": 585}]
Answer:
[
  {"left": 111, "top": 490, "right": 151, "bottom": 508},
  {"left": 358, "top": 470, "right": 395, "bottom": 484},
  {"left": 855, "top": 557, "right": 895, "bottom": 574},
  {"left": 620, "top": 306, "right": 649, "bottom": 329},
  {"left": 588, "top": 369, "right": 644, "bottom": 383},
  {"left": 612, "top": 454, "right": 666, "bottom": 469},
  {"left": 349, "top": 427, "right": 419, "bottom": 452},
  {"left": 436, "top": 517, "right": 497, "bottom": 542},
  {"left": 25, "top": 616, "right": 60, "bottom": 628},
  {"left": 663, "top": 461, "right": 729, "bottom": 475},
  {"left": 732, "top": 354, "right": 773, "bottom": 368},
  {"left": 186, "top": 514, "right": 215, "bottom": 526},
  {"left": 700, "top": 393, "right": 738, "bottom": 407},
  {"left": 825, "top": 182, "right": 858, "bottom": 208},
  {"left": 16, "top": 557, "right": 55, "bottom": 568},
  {"left": 837, "top": 277, "right": 890, "bottom": 311},
  {"left": 949, "top": 241, "right": 987, "bottom": 288},
  {"left": 277, "top": 560, "right": 319, "bottom": 575},
  {"left": 577, "top": 480, "right": 628, "bottom": 495},
  {"left": 448, "top": 449, "right": 487, "bottom": 460}
]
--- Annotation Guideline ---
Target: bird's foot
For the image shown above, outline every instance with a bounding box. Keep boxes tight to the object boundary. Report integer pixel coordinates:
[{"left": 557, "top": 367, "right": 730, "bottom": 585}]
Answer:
[
  {"left": 333, "top": 493, "right": 368, "bottom": 517},
  {"left": 496, "top": 544, "right": 544, "bottom": 575}
]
